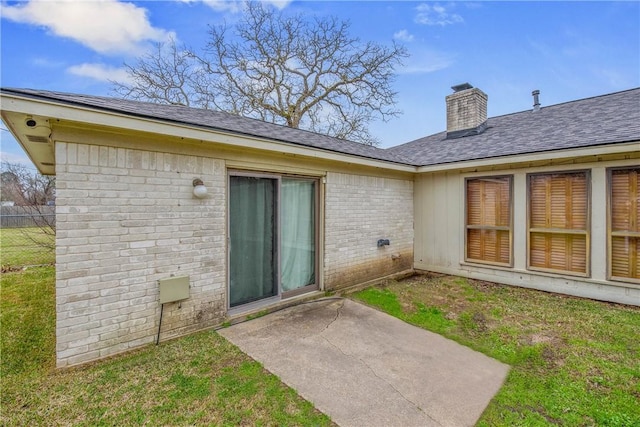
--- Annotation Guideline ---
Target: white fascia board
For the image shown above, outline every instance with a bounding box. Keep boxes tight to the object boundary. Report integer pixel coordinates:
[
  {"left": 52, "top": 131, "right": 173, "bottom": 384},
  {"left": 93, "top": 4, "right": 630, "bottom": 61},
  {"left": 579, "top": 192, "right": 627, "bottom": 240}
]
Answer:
[
  {"left": 0, "top": 94, "right": 416, "bottom": 173},
  {"left": 415, "top": 141, "right": 640, "bottom": 173}
]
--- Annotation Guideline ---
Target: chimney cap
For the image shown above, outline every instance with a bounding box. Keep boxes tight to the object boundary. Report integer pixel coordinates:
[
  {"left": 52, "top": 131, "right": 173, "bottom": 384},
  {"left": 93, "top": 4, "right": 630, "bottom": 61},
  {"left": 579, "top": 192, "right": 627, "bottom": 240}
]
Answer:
[
  {"left": 532, "top": 89, "right": 541, "bottom": 111},
  {"left": 451, "top": 83, "right": 473, "bottom": 93}
]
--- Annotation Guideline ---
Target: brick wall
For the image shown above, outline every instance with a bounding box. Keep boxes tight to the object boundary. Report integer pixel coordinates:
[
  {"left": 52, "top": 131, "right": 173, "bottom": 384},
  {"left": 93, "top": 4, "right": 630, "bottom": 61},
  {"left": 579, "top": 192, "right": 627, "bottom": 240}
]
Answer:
[
  {"left": 324, "top": 172, "right": 414, "bottom": 289},
  {"left": 55, "top": 142, "right": 226, "bottom": 367},
  {"left": 446, "top": 87, "right": 488, "bottom": 133},
  {"left": 54, "top": 143, "right": 415, "bottom": 366}
]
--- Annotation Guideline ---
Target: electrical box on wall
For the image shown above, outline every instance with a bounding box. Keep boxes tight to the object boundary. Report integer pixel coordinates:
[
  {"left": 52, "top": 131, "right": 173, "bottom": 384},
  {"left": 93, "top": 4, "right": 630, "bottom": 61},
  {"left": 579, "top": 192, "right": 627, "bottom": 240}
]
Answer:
[{"left": 159, "top": 276, "right": 190, "bottom": 304}]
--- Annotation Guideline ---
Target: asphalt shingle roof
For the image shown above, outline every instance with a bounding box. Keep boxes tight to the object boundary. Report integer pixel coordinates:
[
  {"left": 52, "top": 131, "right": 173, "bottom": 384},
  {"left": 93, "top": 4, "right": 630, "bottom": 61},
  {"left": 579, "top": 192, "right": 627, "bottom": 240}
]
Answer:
[
  {"left": 3, "top": 87, "right": 638, "bottom": 168},
  {"left": 1, "top": 88, "right": 413, "bottom": 166},
  {"left": 389, "top": 88, "right": 640, "bottom": 166}
]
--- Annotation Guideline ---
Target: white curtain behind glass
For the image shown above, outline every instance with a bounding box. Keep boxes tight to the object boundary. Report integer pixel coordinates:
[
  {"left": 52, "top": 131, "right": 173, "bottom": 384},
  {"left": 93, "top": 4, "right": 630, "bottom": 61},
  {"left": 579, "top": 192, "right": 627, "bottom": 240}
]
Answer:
[{"left": 281, "top": 179, "right": 315, "bottom": 292}]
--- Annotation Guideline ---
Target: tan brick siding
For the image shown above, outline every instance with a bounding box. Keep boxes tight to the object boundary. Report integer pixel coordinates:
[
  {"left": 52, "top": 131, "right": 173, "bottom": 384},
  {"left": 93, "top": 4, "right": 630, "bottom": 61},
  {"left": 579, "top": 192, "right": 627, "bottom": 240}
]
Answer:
[
  {"left": 54, "top": 142, "right": 415, "bottom": 366},
  {"left": 324, "top": 172, "right": 414, "bottom": 289},
  {"left": 55, "top": 142, "right": 226, "bottom": 367}
]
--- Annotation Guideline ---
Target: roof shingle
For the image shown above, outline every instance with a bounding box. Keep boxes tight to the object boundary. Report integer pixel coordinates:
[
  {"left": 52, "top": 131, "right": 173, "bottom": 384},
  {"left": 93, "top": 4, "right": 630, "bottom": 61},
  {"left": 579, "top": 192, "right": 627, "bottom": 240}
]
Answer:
[
  {"left": 1, "top": 88, "right": 414, "bottom": 165},
  {"left": 3, "top": 87, "right": 638, "bottom": 168},
  {"left": 389, "top": 88, "right": 640, "bottom": 166}
]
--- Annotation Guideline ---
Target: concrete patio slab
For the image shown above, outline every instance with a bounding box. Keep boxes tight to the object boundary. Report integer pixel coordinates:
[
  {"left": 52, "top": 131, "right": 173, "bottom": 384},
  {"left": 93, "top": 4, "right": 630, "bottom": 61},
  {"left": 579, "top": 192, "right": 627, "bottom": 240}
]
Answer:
[{"left": 219, "top": 298, "right": 510, "bottom": 427}]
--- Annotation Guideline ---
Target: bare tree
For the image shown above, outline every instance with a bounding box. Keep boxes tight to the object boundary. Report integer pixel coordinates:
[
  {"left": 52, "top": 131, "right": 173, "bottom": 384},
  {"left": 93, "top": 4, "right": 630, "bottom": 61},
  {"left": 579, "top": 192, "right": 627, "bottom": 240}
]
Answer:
[
  {"left": 1, "top": 162, "right": 55, "bottom": 206},
  {"left": 1, "top": 162, "right": 55, "bottom": 251},
  {"left": 113, "top": 2, "right": 408, "bottom": 145},
  {"left": 114, "top": 38, "right": 197, "bottom": 107}
]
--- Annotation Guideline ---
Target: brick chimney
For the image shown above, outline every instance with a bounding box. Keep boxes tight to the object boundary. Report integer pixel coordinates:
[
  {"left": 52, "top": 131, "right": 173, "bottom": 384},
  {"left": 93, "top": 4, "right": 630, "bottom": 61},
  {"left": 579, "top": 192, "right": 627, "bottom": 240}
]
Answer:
[{"left": 446, "top": 83, "right": 488, "bottom": 139}]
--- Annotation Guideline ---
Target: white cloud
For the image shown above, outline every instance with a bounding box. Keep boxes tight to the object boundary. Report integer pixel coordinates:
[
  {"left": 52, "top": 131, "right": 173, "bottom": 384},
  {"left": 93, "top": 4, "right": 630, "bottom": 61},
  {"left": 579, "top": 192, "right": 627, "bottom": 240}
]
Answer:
[
  {"left": 399, "top": 48, "right": 454, "bottom": 74},
  {"left": 415, "top": 3, "right": 463, "bottom": 26},
  {"left": 393, "top": 29, "right": 414, "bottom": 42},
  {"left": 200, "top": 0, "right": 242, "bottom": 12},
  {"left": 266, "top": 0, "right": 293, "bottom": 10},
  {"left": 67, "top": 63, "right": 132, "bottom": 84},
  {"left": 30, "top": 57, "right": 66, "bottom": 69},
  {"left": 187, "top": 0, "right": 292, "bottom": 12},
  {"left": 2, "top": 0, "right": 174, "bottom": 55}
]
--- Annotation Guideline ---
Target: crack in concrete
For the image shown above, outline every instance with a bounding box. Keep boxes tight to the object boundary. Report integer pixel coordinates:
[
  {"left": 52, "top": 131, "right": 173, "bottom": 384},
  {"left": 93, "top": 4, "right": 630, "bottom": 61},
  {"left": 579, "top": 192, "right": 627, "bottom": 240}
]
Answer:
[
  {"left": 321, "top": 332, "right": 443, "bottom": 426},
  {"left": 320, "top": 299, "right": 344, "bottom": 333},
  {"left": 318, "top": 304, "right": 442, "bottom": 426},
  {"left": 357, "top": 355, "right": 443, "bottom": 426}
]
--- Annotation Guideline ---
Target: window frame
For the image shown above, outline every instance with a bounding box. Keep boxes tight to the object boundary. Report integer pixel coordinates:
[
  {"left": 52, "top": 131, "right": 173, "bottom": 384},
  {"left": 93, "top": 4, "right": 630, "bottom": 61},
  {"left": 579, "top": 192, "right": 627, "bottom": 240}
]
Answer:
[
  {"left": 607, "top": 166, "right": 640, "bottom": 284},
  {"left": 526, "top": 170, "right": 591, "bottom": 277},
  {"left": 464, "top": 175, "right": 514, "bottom": 267}
]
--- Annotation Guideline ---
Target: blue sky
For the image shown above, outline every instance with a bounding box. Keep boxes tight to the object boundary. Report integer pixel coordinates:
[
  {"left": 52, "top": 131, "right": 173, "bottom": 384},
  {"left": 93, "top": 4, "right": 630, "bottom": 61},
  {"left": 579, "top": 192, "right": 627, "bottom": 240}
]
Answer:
[{"left": 1, "top": 1, "right": 639, "bottom": 168}]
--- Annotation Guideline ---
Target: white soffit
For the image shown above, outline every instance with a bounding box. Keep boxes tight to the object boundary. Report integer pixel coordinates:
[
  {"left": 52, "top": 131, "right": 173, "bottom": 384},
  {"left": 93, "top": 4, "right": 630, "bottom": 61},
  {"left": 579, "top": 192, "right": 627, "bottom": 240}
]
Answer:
[{"left": 1, "top": 109, "right": 55, "bottom": 175}]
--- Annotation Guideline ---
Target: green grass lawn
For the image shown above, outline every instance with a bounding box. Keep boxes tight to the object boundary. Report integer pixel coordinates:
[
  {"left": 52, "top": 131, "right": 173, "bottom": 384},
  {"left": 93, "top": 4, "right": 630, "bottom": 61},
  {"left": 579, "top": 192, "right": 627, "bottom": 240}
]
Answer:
[
  {"left": 0, "top": 267, "right": 333, "bottom": 426},
  {"left": 0, "top": 227, "right": 55, "bottom": 268},
  {"left": 3, "top": 265, "right": 639, "bottom": 426},
  {"left": 352, "top": 275, "right": 640, "bottom": 427}
]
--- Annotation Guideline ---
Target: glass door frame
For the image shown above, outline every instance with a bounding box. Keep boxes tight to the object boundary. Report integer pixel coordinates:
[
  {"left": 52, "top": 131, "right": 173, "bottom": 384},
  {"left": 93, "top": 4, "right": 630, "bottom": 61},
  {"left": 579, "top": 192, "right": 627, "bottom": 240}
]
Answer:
[
  {"left": 227, "top": 170, "right": 320, "bottom": 312},
  {"left": 227, "top": 172, "right": 281, "bottom": 311}
]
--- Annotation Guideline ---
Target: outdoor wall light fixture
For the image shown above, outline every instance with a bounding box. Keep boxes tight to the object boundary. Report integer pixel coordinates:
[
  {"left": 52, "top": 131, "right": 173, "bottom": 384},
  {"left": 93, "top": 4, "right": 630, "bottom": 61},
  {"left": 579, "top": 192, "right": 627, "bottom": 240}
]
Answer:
[{"left": 192, "top": 178, "right": 208, "bottom": 198}]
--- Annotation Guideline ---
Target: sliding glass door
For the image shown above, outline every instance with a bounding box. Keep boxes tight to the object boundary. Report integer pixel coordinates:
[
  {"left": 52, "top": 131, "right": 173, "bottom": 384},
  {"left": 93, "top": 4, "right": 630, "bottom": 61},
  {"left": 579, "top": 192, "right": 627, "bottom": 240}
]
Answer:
[
  {"left": 229, "top": 176, "right": 278, "bottom": 307},
  {"left": 229, "top": 173, "right": 317, "bottom": 308}
]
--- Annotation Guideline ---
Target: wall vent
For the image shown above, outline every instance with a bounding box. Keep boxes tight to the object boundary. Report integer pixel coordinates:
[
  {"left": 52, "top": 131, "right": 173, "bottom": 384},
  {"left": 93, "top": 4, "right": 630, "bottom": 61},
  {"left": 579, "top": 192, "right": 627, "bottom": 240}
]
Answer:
[{"left": 26, "top": 135, "right": 49, "bottom": 143}]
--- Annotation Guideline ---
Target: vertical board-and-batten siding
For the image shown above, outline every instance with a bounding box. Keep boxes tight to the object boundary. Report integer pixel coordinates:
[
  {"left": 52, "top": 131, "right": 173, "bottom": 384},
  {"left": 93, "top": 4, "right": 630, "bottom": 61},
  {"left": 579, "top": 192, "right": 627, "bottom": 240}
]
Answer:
[
  {"left": 324, "top": 172, "right": 414, "bottom": 288},
  {"left": 55, "top": 142, "right": 227, "bottom": 367},
  {"left": 414, "top": 160, "right": 640, "bottom": 306}
]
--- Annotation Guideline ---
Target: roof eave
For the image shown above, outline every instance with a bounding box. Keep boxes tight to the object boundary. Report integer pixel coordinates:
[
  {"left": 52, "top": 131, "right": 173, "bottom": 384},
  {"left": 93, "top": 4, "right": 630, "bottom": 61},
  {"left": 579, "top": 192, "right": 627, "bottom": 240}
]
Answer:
[
  {"left": 0, "top": 92, "right": 417, "bottom": 174},
  {"left": 415, "top": 140, "right": 640, "bottom": 173}
]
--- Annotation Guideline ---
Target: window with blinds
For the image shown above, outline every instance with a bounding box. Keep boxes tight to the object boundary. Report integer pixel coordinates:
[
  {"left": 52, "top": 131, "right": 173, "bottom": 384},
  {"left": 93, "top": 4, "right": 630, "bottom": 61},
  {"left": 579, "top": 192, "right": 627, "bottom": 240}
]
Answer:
[
  {"left": 465, "top": 176, "right": 512, "bottom": 266},
  {"left": 609, "top": 167, "right": 640, "bottom": 282},
  {"left": 527, "top": 171, "right": 589, "bottom": 275}
]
